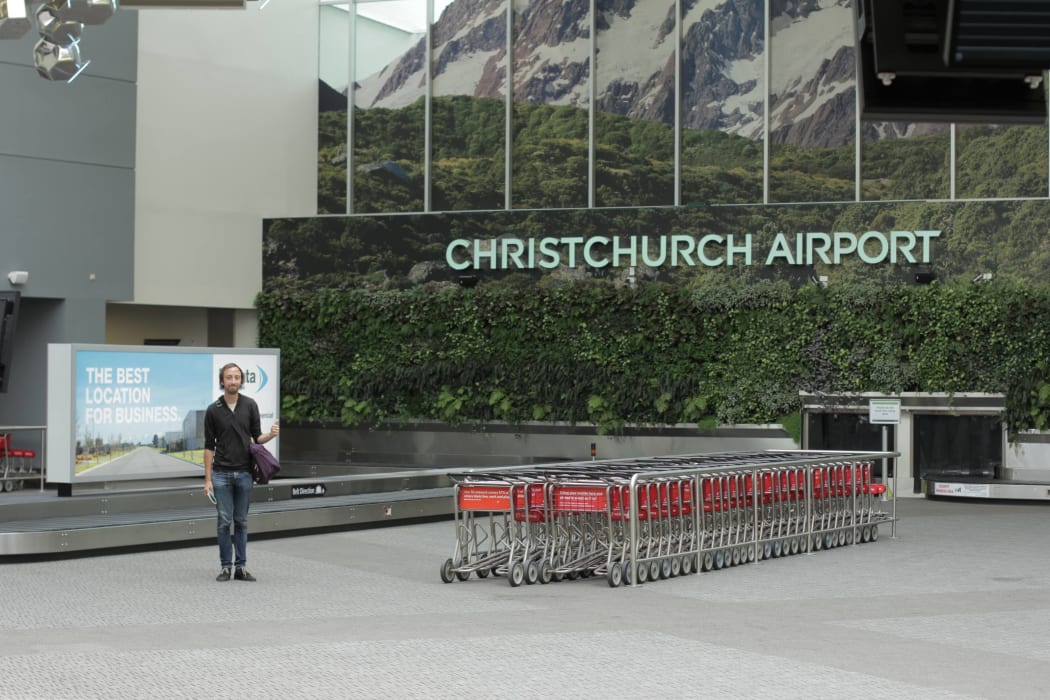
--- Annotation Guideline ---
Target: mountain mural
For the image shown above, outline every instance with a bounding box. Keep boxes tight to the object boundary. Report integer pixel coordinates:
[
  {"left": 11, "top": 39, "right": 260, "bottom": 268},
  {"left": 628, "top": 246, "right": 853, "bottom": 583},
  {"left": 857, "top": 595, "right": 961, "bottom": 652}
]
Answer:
[{"left": 349, "top": 0, "right": 930, "bottom": 148}]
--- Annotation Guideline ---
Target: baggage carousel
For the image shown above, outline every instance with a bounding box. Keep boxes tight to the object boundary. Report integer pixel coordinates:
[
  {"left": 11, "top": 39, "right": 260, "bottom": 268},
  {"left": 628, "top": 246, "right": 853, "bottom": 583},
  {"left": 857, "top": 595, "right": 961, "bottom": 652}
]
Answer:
[{"left": 0, "top": 462, "right": 455, "bottom": 558}]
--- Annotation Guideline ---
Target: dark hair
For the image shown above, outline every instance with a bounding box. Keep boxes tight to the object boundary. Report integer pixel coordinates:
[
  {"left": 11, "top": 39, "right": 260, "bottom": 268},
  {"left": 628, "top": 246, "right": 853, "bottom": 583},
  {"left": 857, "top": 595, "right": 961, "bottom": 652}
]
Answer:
[{"left": 218, "top": 362, "right": 243, "bottom": 389}]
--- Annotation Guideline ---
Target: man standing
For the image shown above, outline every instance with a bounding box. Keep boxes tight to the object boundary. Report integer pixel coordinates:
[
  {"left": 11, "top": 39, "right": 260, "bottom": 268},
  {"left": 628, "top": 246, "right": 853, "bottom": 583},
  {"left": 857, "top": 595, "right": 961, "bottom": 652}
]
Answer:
[{"left": 204, "top": 362, "right": 279, "bottom": 582}]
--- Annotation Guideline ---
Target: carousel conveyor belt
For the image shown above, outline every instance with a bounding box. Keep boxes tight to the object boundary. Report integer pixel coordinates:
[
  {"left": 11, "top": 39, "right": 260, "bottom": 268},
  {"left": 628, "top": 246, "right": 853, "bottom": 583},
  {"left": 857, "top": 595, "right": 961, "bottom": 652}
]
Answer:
[{"left": 0, "top": 469, "right": 456, "bottom": 557}]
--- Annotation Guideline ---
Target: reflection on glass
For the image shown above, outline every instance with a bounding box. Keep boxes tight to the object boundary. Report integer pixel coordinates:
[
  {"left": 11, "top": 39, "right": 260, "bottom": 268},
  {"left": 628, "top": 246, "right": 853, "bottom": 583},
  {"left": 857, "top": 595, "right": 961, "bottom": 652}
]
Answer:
[
  {"left": 955, "top": 124, "right": 1049, "bottom": 199},
  {"left": 511, "top": 0, "right": 590, "bottom": 209},
  {"left": 352, "top": 0, "right": 428, "bottom": 213},
  {"left": 680, "top": 0, "right": 764, "bottom": 206},
  {"left": 318, "top": 4, "right": 351, "bottom": 213},
  {"left": 768, "top": 0, "right": 855, "bottom": 204},
  {"left": 594, "top": 0, "right": 675, "bottom": 207},
  {"left": 860, "top": 123, "right": 949, "bottom": 201},
  {"left": 430, "top": 0, "right": 507, "bottom": 211}
]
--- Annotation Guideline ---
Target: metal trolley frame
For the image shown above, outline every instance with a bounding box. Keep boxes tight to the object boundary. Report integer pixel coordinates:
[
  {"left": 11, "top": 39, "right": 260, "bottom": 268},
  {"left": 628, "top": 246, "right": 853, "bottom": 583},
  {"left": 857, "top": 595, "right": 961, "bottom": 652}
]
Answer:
[
  {"left": 0, "top": 426, "right": 46, "bottom": 494},
  {"left": 441, "top": 450, "right": 896, "bottom": 588}
]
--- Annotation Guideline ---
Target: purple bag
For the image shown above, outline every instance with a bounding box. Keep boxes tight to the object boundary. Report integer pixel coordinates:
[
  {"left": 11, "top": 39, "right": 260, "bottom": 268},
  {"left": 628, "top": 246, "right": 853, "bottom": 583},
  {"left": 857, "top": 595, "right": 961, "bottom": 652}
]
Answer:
[{"left": 250, "top": 442, "right": 281, "bottom": 484}]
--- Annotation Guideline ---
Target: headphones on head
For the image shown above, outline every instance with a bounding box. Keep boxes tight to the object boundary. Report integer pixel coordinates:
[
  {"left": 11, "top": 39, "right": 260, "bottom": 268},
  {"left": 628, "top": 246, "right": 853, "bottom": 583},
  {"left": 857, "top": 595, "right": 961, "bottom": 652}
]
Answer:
[{"left": 218, "top": 362, "right": 243, "bottom": 390}]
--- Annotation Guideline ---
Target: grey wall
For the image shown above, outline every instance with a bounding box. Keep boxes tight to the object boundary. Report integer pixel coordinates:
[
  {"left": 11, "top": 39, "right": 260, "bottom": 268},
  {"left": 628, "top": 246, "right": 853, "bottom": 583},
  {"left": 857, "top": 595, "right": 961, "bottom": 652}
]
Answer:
[{"left": 0, "top": 12, "right": 137, "bottom": 427}]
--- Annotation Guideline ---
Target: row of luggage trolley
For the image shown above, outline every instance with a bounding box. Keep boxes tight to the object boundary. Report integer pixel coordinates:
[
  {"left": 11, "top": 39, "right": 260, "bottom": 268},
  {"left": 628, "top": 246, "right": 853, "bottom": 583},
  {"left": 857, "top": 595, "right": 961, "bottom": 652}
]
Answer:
[
  {"left": 0, "top": 430, "right": 43, "bottom": 493},
  {"left": 439, "top": 450, "right": 895, "bottom": 587}
]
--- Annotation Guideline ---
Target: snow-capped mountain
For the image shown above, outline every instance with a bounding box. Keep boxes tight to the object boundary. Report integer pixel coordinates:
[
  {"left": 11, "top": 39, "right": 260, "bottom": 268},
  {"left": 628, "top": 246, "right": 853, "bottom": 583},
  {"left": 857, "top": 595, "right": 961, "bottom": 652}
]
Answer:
[{"left": 353, "top": 0, "right": 873, "bottom": 148}]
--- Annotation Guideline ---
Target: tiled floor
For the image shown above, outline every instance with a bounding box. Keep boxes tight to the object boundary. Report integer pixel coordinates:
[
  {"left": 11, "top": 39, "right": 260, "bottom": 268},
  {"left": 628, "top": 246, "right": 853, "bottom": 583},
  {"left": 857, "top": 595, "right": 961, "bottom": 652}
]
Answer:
[{"left": 0, "top": 497, "right": 1046, "bottom": 699}]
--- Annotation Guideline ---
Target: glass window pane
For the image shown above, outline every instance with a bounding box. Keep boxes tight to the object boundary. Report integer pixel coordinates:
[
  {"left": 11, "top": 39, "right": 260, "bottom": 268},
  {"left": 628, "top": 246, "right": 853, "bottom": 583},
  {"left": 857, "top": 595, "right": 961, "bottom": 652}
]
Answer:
[
  {"left": 511, "top": 0, "right": 590, "bottom": 209},
  {"left": 594, "top": 0, "right": 675, "bottom": 207},
  {"left": 768, "top": 0, "right": 856, "bottom": 204},
  {"left": 352, "top": 0, "right": 428, "bottom": 213},
  {"left": 430, "top": 0, "right": 508, "bottom": 211},
  {"left": 318, "top": 4, "right": 352, "bottom": 214},
  {"left": 860, "top": 123, "right": 950, "bottom": 201},
  {"left": 681, "top": 0, "right": 764, "bottom": 205},
  {"left": 955, "top": 124, "right": 1049, "bottom": 199}
]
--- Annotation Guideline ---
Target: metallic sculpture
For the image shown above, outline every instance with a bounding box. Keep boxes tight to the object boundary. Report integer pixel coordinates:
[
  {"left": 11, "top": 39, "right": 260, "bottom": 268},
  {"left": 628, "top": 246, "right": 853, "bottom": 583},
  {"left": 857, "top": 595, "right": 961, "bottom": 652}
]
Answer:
[
  {"left": 58, "top": 0, "right": 117, "bottom": 25},
  {"left": 36, "top": 5, "right": 82, "bottom": 45},
  {"left": 33, "top": 36, "right": 83, "bottom": 81}
]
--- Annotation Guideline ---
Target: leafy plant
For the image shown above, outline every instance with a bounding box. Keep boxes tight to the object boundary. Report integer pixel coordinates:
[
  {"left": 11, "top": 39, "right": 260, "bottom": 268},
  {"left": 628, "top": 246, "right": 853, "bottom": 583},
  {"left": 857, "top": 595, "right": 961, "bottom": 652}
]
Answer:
[{"left": 258, "top": 280, "right": 1050, "bottom": 437}]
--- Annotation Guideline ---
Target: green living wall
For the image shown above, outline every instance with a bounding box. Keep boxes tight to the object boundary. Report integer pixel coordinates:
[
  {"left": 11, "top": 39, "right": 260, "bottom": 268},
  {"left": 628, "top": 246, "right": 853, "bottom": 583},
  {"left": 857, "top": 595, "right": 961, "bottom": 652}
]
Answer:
[{"left": 258, "top": 280, "right": 1050, "bottom": 438}]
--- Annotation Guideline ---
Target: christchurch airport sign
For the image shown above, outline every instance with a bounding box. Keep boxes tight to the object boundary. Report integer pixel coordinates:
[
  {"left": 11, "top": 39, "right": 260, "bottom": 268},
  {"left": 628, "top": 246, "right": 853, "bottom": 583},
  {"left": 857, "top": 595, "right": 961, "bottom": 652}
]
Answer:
[{"left": 446, "top": 230, "right": 941, "bottom": 270}]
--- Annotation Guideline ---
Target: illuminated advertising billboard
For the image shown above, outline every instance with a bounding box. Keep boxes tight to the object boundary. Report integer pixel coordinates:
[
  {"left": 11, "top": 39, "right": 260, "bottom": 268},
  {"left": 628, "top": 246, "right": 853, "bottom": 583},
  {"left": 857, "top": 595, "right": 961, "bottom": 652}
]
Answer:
[{"left": 47, "top": 344, "right": 279, "bottom": 484}]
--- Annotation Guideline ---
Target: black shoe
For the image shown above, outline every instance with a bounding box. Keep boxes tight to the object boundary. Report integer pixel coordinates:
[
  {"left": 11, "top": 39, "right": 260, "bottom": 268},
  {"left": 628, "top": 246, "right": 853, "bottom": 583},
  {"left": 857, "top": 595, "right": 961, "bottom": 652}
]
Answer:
[
  {"left": 216, "top": 567, "right": 231, "bottom": 582},
  {"left": 234, "top": 567, "right": 256, "bottom": 582}
]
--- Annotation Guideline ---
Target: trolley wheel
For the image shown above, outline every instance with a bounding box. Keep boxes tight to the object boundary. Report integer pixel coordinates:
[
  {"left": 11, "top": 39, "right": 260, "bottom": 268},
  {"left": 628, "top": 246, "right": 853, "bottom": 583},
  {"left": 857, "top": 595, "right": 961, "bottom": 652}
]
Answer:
[
  {"left": 813, "top": 533, "right": 823, "bottom": 551},
  {"left": 726, "top": 547, "right": 736, "bottom": 566},
  {"left": 681, "top": 555, "right": 693, "bottom": 576},
  {"left": 646, "top": 560, "right": 658, "bottom": 581},
  {"left": 860, "top": 525, "right": 871, "bottom": 543},
  {"left": 455, "top": 569, "right": 471, "bottom": 582},
  {"left": 509, "top": 561, "right": 525, "bottom": 587},
  {"left": 551, "top": 556, "right": 565, "bottom": 582},
  {"left": 701, "top": 552, "right": 714, "bottom": 572},
  {"left": 762, "top": 542, "right": 772, "bottom": 560},
  {"left": 539, "top": 561, "right": 553, "bottom": 585},
  {"left": 824, "top": 533, "right": 834, "bottom": 550},
  {"left": 525, "top": 560, "right": 540, "bottom": 585},
  {"left": 660, "top": 558, "right": 672, "bottom": 579},
  {"left": 670, "top": 556, "right": 682, "bottom": 577},
  {"left": 870, "top": 525, "right": 879, "bottom": 542},
  {"left": 789, "top": 537, "right": 800, "bottom": 555},
  {"left": 798, "top": 536, "right": 810, "bottom": 553},
  {"left": 1, "top": 480, "right": 12, "bottom": 493},
  {"left": 637, "top": 561, "right": 649, "bottom": 583},
  {"left": 440, "top": 558, "right": 455, "bottom": 584},
  {"left": 622, "top": 560, "right": 635, "bottom": 584},
  {"left": 838, "top": 530, "right": 848, "bottom": 547},
  {"left": 714, "top": 549, "right": 726, "bottom": 570},
  {"left": 746, "top": 546, "right": 757, "bottom": 563},
  {"left": 566, "top": 570, "right": 580, "bottom": 581},
  {"left": 846, "top": 529, "right": 854, "bottom": 545},
  {"left": 772, "top": 539, "right": 783, "bottom": 558},
  {"left": 476, "top": 568, "right": 490, "bottom": 578},
  {"left": 607, "top": 563, "right": 623, "bottom": 588}
]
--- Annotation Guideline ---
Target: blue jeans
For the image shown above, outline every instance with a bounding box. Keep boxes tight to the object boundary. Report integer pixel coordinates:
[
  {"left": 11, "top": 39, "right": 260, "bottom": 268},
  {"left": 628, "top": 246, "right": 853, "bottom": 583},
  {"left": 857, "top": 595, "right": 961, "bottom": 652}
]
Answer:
[{"left": 213, "top": 470, "right": 252, "bottom": 569}]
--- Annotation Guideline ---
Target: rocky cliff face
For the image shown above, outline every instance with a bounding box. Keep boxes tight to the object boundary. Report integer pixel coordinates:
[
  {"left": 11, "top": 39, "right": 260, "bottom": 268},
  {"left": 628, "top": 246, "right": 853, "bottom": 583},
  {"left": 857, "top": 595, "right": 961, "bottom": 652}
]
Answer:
[{"left": 354, "top": 0, "right": 908, "bottom": 148}]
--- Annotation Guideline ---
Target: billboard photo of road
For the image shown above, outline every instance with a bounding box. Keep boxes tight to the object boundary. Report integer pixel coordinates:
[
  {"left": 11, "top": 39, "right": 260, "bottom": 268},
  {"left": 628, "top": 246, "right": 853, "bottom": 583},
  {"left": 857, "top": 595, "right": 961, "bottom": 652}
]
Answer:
[{"left": 74, "top": 350, "right": 213, "bottom": 478}]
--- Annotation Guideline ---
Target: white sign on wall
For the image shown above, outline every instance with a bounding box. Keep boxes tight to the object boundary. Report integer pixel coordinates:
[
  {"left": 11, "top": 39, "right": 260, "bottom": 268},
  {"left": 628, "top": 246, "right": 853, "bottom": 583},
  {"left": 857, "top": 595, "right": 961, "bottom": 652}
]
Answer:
[{"left": 869, "top": 398, "right": 901, "bottom": 425}]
